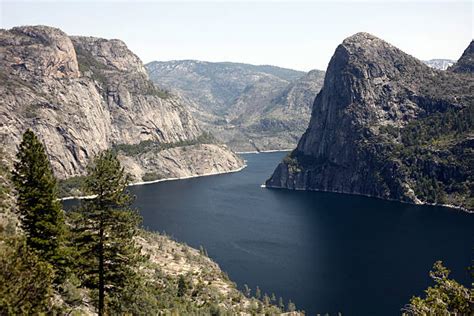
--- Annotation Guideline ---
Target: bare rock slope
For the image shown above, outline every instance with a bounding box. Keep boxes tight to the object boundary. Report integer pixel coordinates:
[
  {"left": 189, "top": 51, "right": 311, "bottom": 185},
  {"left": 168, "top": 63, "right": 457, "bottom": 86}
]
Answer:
[
  {"left": 146, "top": 60, "right": 325, "bottom": 152},
  {"left": 266, "top": 33, "right": 473, "bottom": 211},
  {"left": 0, "top": 25, "right": 243, "bottom": 182}
]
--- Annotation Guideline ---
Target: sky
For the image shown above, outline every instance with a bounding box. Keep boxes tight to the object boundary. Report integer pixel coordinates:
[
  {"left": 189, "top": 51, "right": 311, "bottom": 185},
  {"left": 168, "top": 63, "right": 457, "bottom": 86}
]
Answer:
[{"left": 1, "top": 0, "right": 472, "bottom": 71}]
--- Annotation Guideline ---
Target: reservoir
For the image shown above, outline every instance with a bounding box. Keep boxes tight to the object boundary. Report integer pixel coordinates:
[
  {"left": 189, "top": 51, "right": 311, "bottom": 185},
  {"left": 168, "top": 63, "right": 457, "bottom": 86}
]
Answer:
[{"left": 67, "top": 151, "right": 473, "bottom": 315}]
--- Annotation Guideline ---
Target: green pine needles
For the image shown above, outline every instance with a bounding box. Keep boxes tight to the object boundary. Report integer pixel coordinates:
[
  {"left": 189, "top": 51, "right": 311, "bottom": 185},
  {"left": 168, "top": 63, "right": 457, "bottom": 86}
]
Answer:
[
  {"left": 72, "top": 150, "right": 143, "bottom": 315},
  {"left": 8, "top": 130, "right": 144, "bottom": 315},
  {"left": 11, "top": 129, "right": 67, "bottom": 274}
]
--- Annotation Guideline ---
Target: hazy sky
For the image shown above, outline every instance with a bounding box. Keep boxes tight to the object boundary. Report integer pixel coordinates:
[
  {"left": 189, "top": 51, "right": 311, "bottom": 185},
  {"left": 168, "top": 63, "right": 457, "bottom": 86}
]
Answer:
[{"left": 1, "top": 1, "right": 472, "bottom": 71}]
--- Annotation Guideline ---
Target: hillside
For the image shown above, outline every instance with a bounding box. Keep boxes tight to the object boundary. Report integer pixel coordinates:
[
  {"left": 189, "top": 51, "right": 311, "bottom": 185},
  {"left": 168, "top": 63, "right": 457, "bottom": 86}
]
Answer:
[
  {"left": 146, "top": 60, "right": 325, "bottom": 152},
  {"left": 266, "top": 33, "right": 473, "bottom": 211},
  {"left": 0, "top": 26, "right": 243, "bottom": 186}
]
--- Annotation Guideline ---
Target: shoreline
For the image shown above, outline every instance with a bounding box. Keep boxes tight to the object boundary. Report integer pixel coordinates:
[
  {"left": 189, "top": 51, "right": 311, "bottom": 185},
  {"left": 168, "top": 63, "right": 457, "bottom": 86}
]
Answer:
[
  {"left": 128, "top": 164, "right": 247, "bottom": 186},
  {"left": 262, "top": 184, "right": 473, "bottom": 214},
  {"left": 236, "top": 149, "right": 293, "bottom": 154},
  {"left": 61, "top": 164, "right": 247, "bottom": 201}
]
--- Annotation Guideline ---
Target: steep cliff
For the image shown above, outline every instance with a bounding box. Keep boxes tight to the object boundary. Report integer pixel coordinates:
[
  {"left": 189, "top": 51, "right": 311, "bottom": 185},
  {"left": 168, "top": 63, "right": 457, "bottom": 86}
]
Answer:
[
  {"left": 146, "top": 60, "right": 324, "bottom": 151},
  {"left": 266, "top": 33, "right": 473, "bottom": 211},
  {"left": 0, "top": 26, "right": 243, "bottom": 181},
  {"left": 449, "top": 40, "right": 473, "bottom": 74}
]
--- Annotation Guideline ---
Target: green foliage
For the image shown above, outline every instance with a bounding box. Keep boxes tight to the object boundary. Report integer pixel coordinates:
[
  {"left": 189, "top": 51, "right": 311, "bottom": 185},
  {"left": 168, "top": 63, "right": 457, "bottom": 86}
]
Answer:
[
  {"left": 255, "top": 285, "right": 261, "bottom": 299},
  {"left": 144, "top": 80, "right": 170, "bottom": 99},
  {"left": 278, "top": 297, "right": 285, "bottom": 310},
  {"left": 283, "top": 152, "right": 302, "bottom": 173},
  {"left": 243, "top": 284, "right": 251, "bottom": 297},
  {"left": 0, "top": 236, "right": 54, "bottom": 315},
  {"left": 11, "top": 130, "right": 68, "bottom": 277},
  {"left": 142, "top": 172, "right": 161, "bottom": 182},
  {"left": 402, "top": 261, "right": 472, "bottom": 315},
  {"left": 374, "top": 105, "right": 474, "bottom": 208},
  {"left": 74, "top": 45, "right": 110, "bottom": 86},
  {"left": 287, "top": 299, "right": 296, "bottom": 312},
  {"left": 71, "top": 150, "right": 144, "bottom": 315},
  {"left": 400, "top": 106, "right": 473, "bottom": 147},
  {"left": 57, "top": 175, "right": 86, "bottom": 197},
  {"left": 112, "top": 132, "right": 217, "bottom": 157},
  {"left": 177, "top": 275, "right": 188, "bottom": 297},
  {"left": 0, "top": 149, "right": 17, "bottom": 235}
]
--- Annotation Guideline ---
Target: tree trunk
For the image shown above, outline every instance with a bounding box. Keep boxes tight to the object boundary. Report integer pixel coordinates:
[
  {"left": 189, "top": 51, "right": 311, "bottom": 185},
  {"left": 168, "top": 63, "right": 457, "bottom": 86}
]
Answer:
[{"left": 98, "top": 224, "right": 105, "bottom": 316}]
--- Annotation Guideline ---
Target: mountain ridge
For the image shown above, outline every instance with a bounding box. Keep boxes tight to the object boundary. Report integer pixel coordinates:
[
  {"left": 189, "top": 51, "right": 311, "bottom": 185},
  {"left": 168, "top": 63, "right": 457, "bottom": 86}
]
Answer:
[
  {"left": 146, "top": 59, "right": 325, "bottom": 151},
  {"left": 0, "top": 25, "right": 243, "bottom": 184},
  {"left": 266, "top": 33, "right": 473, "bottom": 211}
]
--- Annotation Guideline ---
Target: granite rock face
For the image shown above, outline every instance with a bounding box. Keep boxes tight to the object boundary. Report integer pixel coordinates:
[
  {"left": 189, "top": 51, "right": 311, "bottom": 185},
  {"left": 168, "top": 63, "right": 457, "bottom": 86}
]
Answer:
[
  {"left": 146, "top": 60, "right": 325, "bottom": 152},
  {"left": 119, "top": 144, "right": 244, "bottom": 182},
  {"left": 266, "top": 33, "right": 473, "bottom": 210},
  {"left": 0, "top": 26, "right": 243, "bottom": 180}
]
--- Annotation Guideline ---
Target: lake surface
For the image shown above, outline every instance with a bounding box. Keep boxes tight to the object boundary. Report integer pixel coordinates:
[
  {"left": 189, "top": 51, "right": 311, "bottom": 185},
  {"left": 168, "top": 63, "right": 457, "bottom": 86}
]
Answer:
[{"left": 66, "top": 152, "right": 473, "bottom": 315}]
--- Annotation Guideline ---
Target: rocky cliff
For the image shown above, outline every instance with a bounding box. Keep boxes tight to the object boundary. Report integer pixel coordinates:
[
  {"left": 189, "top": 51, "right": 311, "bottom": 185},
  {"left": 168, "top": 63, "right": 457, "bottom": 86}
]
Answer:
[
  {"left": 146, "top": 60, "right": 325, "bottom": 152},
  {"left": 449, "top": 40, "right": 473, "bottom": 74},
  {"left": 266, "top": 33, "right": 473, "bottom": 211},
  {"left": 0, "top": 26, "right": 243, "bottom": 181}
]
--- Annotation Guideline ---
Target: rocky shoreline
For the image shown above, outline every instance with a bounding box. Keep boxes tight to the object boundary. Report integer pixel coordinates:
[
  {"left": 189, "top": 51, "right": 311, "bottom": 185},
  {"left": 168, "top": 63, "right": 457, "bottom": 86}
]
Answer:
[
  {"left": 236, "top": 149, "right": 293, "bottom": 154},
  {"left": 60, "top": 163, "right": 247, "bottom": 201},
  {"left": 264, "top": 184, "right": 474, "bottom": 214}
]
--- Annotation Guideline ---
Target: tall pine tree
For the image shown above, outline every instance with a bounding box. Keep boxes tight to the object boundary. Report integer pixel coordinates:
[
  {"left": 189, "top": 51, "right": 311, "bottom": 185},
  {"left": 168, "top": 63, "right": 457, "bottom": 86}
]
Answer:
[
  {"left": 73, "top": 150, "right": 143, "bottom": 315},
  {"left": 11, "top": 129, "right": 66, "bottom": 271}
]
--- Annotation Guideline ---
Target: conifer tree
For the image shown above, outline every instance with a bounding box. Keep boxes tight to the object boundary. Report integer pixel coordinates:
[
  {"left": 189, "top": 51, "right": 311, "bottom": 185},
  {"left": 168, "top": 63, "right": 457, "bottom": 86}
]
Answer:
[
  {"left": 177, "top": 275, "right": 187, "bottom": 297},
  {"left": 11, "top": 130, "right": 66, "bottom": 271},
  {"left": 278, "top": 297, "right": 284, "bottom": 310},
  {"left": 73, "top": 150, "right": 143, "bottom": 316},
  {"left": 402, "top": 261, "right": 471, "bottom": 315},
  {"left": 0, "top": 236, "right": 54, "bottom": 314}
]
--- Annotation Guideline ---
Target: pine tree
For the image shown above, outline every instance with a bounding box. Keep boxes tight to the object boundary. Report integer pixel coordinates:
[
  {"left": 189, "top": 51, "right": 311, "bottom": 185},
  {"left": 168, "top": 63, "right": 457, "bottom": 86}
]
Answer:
[
  {"left": 73, "top": 150, "right": 143, "bottom": 315},
  {"left": 0, "top": 236, "right": 54, "bottom": 314},
  {"left": 270, "top": 292, "right": 276, "bottom": 302},
  {"left": 255, "top": 285, "right": 261, "bottom": 299},
  {"left": 287, "top": 299, "right": 296, "bottom": 312},
  {"left": 263, "top": 293, "right": 270, "bottom": 306},
  {"left": 177, "top": 275, "right": 187, "bottom": 297},
  {"left": 278, "top": 297, "right": 284, "bottom": 310},
  {"left": 11, "top": 130, "right": 67, "bottom": 273},
  {"left": 402, "top": 261, "right": 471, "bottom": 315},
  {"left": 243, "top": 284, "right": 251, "bottom": 297}
]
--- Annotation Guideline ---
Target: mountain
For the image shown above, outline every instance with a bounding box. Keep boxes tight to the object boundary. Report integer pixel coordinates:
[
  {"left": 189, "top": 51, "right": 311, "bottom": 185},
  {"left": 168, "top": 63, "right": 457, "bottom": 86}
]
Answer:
[
  {"left": 146, "top": 60, "right": 325, "bottom": 152},
  {"left": 423, "top": 59, "right": 455, "bottom": 70},
  {"left": 449, "top": 40, "right": 474, "bottom": 73},
  {"left": 0, "top": 26, "right": 243, "bottom": 185},
  {"left": 266, "top": 33, "right": 473, "bottom": 211}
]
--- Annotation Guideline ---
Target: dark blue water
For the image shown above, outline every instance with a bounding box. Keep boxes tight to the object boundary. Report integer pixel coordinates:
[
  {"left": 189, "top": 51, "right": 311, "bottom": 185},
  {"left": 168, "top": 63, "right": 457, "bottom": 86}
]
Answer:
[{"left": 65, "top": 152, "right": 473, "bottom": 315}]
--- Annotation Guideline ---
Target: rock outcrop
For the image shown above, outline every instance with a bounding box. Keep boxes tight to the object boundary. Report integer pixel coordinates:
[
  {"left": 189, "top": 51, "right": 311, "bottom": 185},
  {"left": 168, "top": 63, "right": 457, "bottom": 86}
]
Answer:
[
  {"left": 266, "top": 33, "right": 473, "bottom": 210},
  {"left": 146, "top": 60, "right": 325, "bottom": 152},
  {"left": 0, "top": 25, "right": 243, "bottom": 180},
  {"left": 119, "top": 144, "right": 245, "bottom": 182},
  {"left": 449, "top": 40, "right": 473, "bottom": 73}
]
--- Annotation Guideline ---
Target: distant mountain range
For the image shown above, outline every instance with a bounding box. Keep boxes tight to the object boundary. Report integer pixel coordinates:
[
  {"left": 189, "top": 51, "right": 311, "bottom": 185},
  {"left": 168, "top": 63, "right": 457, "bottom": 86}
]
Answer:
[
  {"left": 423, "top": 59, "right": 455, "bottom": 70},
  {"left": 266, "top": 33, "right": 473, "bottom": 211},
  {"left": 146, "top": 60, "right": 325, "bottom": 152}
]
